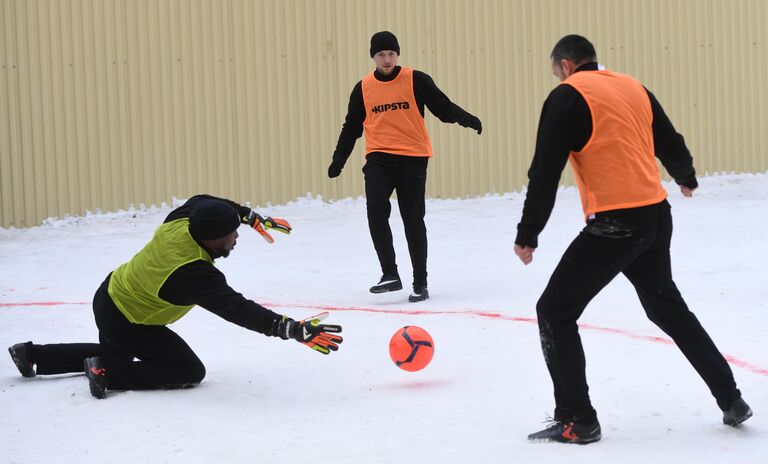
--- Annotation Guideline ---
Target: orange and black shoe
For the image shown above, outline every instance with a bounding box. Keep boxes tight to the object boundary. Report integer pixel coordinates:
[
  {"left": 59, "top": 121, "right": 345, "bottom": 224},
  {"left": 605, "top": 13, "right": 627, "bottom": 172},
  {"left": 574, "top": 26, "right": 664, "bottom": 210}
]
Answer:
[
  {"left": 528, "top": 418, "right": 602, "bottom": 444},
  {"left": 8, "top": 342, "right": 36, "bottom": 378},
  {"left": 83, "top": 357, "right": 108, "bottom": 399}
]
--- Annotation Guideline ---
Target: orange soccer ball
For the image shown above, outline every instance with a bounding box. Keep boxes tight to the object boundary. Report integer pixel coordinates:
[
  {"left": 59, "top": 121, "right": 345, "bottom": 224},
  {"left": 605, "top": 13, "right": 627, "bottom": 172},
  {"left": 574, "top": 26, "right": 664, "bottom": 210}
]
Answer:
[{"left": 389, "top": 326, "right": 434, "bottom": 371}]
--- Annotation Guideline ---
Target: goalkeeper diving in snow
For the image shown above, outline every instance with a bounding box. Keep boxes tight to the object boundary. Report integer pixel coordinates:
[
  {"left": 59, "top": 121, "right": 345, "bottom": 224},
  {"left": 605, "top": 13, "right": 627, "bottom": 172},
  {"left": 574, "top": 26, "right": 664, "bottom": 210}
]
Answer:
[{"left": 7, "top": 195, "right": 342, "bottom": 399}]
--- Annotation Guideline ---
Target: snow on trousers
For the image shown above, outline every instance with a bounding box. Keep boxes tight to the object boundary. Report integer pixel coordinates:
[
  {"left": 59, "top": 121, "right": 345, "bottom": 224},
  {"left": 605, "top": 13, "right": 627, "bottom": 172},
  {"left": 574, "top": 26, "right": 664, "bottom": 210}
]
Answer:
[{"left": 536, "top": 201, "right": 740, "bottom": 421}]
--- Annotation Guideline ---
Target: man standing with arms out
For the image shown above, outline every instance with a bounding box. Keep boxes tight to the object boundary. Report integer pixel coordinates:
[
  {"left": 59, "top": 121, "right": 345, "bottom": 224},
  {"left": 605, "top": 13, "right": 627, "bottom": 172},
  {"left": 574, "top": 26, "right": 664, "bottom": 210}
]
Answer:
[
  {"left": 328, "top": 31, "right": 482, "bottom": 302},
  {"left": 515, "top": 35, "right": 752, "bottom": 443},
  {"left": 8, "top": 195, "right": 343, "bottom": 399}
]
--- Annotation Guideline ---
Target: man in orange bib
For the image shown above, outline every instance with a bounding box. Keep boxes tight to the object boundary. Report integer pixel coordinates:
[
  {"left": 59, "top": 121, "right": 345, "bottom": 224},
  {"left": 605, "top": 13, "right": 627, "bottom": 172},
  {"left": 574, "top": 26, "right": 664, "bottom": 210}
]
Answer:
[
  {"left": 328, "top": 31, "right": 482, "bottom": 302},
  {"left": 515, "top": 35, "right": 751, "bottom": 443}
]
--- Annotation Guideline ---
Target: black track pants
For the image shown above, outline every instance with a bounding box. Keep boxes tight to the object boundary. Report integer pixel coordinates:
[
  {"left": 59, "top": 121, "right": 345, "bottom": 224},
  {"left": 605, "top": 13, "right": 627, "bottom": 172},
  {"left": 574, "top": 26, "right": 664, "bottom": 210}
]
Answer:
[
  {"left": 30, "top": 274, "right": 205, "bottom": 390},
  {"left": 33, "top": 343, "right": 102, "bottom": 375},
  {"left": 364, "top": 154, "right": 428, "bottom": 287},
  {"left": 536, "top": 202, "right": 740, "bottom": 421}
]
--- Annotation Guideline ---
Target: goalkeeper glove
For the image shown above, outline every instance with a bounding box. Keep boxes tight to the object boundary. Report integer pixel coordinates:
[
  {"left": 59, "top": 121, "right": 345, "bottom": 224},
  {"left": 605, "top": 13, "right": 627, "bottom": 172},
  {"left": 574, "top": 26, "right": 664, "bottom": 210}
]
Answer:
[
  {"left": 246, "top": 210, "right": 292, "bottom": 244},
  {"left": 275, "top": 312, "right": 343, "bottom": 355}
]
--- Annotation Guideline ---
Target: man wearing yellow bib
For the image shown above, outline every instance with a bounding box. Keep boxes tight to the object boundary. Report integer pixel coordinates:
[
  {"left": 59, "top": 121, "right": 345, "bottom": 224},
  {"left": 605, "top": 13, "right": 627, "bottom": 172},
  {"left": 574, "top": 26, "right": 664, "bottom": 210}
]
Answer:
[{"left": 8, "top": 195, "right": 343, "bottom": 399}]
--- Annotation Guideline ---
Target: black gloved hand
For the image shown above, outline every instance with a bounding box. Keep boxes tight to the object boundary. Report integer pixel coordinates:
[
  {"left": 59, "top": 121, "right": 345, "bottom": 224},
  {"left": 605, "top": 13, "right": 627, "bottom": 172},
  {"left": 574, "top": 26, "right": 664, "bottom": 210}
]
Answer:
[
  {"left": 274, "top": 312, "right": 343, "bottom": 355},
  {"left": 459, "top": 114, "right": 483, "bottom": 135},
  {"left": 328, "top": 160, "right": 344, "bottom": 178}
]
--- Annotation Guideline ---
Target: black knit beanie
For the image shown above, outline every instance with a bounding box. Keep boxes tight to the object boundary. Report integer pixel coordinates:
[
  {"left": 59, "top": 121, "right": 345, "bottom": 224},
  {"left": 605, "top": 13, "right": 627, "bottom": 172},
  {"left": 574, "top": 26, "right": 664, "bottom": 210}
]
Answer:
[
  {"left": 189, "top": 199, "right": 240, "bottom": 240},
  {"left": 370, "top": 31, "right": 400, "bottom": 57}
]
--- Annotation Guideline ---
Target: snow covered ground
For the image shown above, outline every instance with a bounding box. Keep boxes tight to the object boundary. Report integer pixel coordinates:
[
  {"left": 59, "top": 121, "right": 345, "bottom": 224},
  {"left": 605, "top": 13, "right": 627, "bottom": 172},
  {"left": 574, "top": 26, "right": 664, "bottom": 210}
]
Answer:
[{"left": 1, "top": 173, "right": 766, "bottom": 464}]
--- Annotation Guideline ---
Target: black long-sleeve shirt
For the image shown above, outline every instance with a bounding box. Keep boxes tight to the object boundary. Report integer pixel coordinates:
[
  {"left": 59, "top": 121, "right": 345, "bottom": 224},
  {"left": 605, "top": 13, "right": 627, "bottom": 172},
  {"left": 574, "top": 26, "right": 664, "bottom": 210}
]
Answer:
[
  {"left": 515, "top": 63, "right": 698, "bottom": 248},
  {"left": 332, "top": 66, "right": 475, "bottom": 166},
  {"left": 156, "top": 195, "right": 281, "bottom": 335}
]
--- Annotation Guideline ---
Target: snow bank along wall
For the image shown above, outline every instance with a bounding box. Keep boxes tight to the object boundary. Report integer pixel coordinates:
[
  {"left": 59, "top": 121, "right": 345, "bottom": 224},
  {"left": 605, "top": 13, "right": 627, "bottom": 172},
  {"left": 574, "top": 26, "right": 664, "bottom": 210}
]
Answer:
[{"left": 2, "top": 0, "right": 767, "bottom": 227}]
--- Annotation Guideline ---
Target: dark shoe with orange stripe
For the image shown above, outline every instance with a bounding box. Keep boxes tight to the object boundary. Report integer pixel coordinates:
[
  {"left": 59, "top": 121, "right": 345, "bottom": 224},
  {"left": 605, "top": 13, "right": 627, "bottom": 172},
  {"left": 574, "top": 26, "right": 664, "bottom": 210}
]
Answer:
[
  {"left": 8, "top": 342, "right": 36, "bottom": 378},
  {"left": 528, "top": 418, "right": 601, "bottom": 444},
  {"left": 84, "top": 357, "right": 108, "bottom": 399},
  {"left": 723, "top": 398, "right": 752, "bottom": 426}
]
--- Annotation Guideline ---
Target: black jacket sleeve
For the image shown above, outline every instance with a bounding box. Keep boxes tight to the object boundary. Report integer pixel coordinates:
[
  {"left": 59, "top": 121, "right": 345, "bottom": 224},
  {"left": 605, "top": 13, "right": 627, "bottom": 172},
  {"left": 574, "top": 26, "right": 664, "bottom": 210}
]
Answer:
[
  {"left": 164, "top": 194, "right": 252, "bottom": 224},
  {"left": 515, "top": 84, "right": 589, "bottom": 248},
  {"left": 331, "top": 81, "right": 366, "bottom": 167},
  {"left": 159, "top": 260, "right": 283, "bottom": 336},
  {"left": 645, "top": 88, "right": 698, "bottom": 189},
  {"left": 412, "top": 70, "right": 475, "bottom": 123}
]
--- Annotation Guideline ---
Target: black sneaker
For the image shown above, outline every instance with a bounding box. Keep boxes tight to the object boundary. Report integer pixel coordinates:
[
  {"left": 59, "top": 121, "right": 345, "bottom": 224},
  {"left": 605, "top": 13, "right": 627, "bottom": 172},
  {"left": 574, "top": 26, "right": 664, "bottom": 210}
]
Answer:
[
  {"left": 84, "top": 357, "right": 108, "bottom": 399},
  {"left": 8, "top": 342, "right": 35, "bottom": 378},
  {"left": 528, "top": 418, "right": 602, "bottom": 444},
  {"left": 408, "top": 286, "right": 429, "bottom": 303},
  {"left": 723, "top": 398, "right": 753, "bottom": 426},
  {"left": 369, "top": 275, "right": 403, "bottom": 294}
]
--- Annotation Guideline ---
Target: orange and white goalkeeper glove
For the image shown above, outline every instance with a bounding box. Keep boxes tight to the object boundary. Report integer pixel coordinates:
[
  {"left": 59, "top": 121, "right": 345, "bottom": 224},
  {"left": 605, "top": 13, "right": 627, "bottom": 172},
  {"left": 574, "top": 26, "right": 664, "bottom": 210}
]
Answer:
[
  {"left": 275, "top": 312, "right": 343, "bottom": 355},
  {"left": 246, "top": 210, "right": 292, "bottom": 244}
]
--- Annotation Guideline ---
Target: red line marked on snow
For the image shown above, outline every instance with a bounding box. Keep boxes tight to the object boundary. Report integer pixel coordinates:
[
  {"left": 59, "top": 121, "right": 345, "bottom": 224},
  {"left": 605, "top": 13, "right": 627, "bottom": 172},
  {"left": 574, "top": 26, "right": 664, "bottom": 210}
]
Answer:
[
  {"left": 723, "top": 356, "right": 768, "bottom": 376},
  {"left": 3, "top": 300, "right": 767, "bottom": 377},
  {"left": 262, "top": 302, "right": 768, "bottom": 377}
]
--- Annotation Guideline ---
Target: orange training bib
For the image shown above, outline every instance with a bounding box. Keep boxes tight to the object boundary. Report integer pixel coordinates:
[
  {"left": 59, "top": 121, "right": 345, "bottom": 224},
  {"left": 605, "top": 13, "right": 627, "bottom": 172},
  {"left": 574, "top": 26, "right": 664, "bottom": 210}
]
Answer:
[
  {"left": 362, "top": 67, "right": 433, "bottom": 157},
  {"left": 564, "top": 70, "right": 667, "bottom": 217}
]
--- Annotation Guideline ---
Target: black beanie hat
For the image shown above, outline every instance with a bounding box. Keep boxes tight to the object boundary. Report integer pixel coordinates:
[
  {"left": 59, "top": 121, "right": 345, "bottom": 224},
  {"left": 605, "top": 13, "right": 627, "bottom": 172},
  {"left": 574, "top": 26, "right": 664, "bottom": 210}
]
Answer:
[
  {"left": 189, "top": 199, "right": 241, "bottom": 240},
  {"left": 370, "top": 31, "right": 400, "bottom": 57}
]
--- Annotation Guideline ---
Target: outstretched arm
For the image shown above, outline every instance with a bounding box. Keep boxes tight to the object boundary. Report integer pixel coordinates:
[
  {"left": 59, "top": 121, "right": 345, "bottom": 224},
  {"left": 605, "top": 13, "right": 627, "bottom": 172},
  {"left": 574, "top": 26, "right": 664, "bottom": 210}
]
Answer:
[
  {"left": 162, "top": 264, "right": 342, "bottom": 354},
  {"left": 161, "top": 262, "right": 284, "bottom": 334},
  {"left": 413, "top": 71, "right": 482, "bottom": 134},
  {"left": 166, "top": 194, "right": 291, "bottom": 243},
  {"left": 165, "top": 194, "right": 251, "bottom": 224}
]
